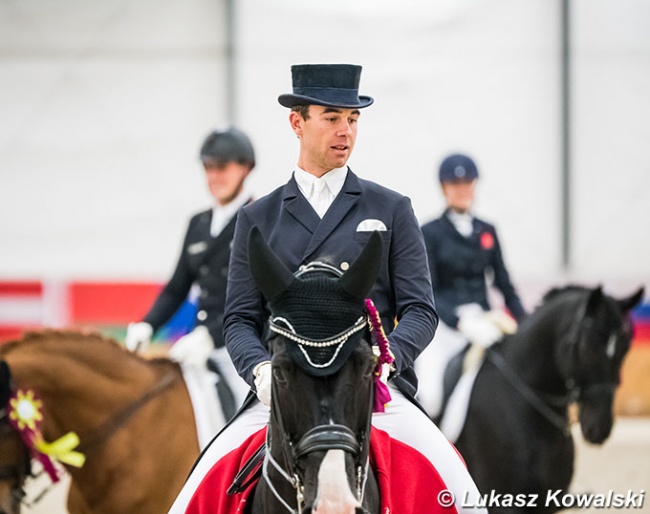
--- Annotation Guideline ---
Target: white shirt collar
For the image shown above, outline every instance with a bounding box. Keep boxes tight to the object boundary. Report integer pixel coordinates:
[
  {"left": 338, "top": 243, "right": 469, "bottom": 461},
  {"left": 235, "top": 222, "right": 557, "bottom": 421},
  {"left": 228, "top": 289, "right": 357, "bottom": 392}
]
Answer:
[
  {"left": 293, "top": 166, "right": 348, "bottom": 200},
  {"left": 446, "top": 209, "right": 474, "bottom": 238},
  {"left": 210, "top": 188, "right": 250, "bottom": 236}
]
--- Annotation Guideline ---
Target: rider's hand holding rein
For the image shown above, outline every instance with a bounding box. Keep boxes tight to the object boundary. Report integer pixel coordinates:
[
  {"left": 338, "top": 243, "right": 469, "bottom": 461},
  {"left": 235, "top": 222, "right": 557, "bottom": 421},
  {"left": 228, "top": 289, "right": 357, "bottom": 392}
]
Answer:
[
  {"left": 456, "top": 303, "right": 517, "bottom": 348},
  {"left": 125, "top": 322, "right": 153, "bottom": 353},
  {"left": 253, "top": 361, "right": 272, "bottom": 406},
  {"left": 169, "top": 326, "right": 214, "bottom": 369}
]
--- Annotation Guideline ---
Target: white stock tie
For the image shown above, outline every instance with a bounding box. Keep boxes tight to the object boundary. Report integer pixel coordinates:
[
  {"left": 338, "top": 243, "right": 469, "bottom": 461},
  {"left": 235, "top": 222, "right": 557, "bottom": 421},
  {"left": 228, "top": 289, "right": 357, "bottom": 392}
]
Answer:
[{"left": 310, "top": 179, "right": 331, "bottom": 218}]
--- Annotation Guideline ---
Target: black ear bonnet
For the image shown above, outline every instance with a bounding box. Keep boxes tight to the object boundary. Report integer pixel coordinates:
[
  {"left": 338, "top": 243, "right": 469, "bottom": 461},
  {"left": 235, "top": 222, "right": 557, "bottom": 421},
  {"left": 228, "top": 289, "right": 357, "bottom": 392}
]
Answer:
[{"left": 248, "top": 227, "right": 383, "bottom": 376}]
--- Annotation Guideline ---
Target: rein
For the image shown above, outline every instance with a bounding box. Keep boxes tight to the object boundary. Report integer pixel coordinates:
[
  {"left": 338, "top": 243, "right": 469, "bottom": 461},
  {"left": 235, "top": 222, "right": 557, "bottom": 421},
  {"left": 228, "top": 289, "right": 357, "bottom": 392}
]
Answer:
[
  {"left": 76, "top": 370, "right": 179, "bottom": 454},
  {"left": 487, "top": 351, "right": 571, "bottom": 436}
]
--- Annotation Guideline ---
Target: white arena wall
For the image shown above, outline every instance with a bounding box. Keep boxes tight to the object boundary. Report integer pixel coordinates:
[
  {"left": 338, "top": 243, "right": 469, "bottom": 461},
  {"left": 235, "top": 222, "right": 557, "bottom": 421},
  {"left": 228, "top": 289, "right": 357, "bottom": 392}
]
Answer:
[{"left": 1, "top": 0, "right": 648, "bottom": 318}]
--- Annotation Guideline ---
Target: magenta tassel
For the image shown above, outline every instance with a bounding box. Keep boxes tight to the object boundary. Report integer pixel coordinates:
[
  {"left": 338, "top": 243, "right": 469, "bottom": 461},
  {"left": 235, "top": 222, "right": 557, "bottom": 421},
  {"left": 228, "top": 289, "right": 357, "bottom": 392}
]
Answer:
[{"left": 365, "top": 298, "right": 395, "bottom": 413}]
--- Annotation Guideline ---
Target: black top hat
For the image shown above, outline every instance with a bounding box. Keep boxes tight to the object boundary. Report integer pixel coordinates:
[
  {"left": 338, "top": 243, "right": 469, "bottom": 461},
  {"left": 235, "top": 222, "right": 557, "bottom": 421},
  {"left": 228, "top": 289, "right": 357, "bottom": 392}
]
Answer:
[{"left": 278, "top": 64, "right": 374, "bottom": 109}]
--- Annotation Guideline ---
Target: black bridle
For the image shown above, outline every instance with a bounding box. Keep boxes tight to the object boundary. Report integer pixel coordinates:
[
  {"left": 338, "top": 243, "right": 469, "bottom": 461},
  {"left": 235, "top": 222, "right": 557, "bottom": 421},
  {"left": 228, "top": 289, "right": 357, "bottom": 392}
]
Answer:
[
  {"left": 263, "top": 334, "right": 374, "bottom": 514},
  {"left": 560, "top": 314, "right": 624, "bottom": 405},
  {"left": 489, "top": 303, "right": 625, "bottom": 436},
  {"left": 0, "top": 409, "right": 32, "bottom": 512}
]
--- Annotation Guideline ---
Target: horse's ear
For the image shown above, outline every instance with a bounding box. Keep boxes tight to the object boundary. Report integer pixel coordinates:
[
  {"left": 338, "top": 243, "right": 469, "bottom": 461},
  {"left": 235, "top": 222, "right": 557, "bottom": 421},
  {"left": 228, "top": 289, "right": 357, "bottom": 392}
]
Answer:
[
  {"left": 339, "top": 231, "right": 383, "bottom": 300},
  {"left": 248, "top": 226, "right": 295, "bottom": 301},
  {"left": 585, "top": 285, "right": 604, "bottom": 316},
  {"left": 617, "top": 287, "right": 645, "bottom": 314},
  {"left": 0, "top": 361, "right": 11, "bottom": 407}
]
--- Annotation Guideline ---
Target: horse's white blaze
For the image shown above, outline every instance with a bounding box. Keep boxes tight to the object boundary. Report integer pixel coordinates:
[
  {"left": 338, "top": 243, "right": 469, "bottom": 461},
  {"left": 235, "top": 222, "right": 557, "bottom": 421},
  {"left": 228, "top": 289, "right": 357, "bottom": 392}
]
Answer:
[
  {"left": 313, "top": 449, "right": 361, "bottom": 514},
  {"left": 606, "top": 333, "right": 617, "bottom": 359}
]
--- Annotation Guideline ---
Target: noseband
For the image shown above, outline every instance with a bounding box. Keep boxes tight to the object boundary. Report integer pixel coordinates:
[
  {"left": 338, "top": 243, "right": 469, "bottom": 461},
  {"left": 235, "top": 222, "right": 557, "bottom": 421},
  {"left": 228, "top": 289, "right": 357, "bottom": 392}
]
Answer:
[{"left": 293, "top": 424, "right": 361, "bottom": 460}]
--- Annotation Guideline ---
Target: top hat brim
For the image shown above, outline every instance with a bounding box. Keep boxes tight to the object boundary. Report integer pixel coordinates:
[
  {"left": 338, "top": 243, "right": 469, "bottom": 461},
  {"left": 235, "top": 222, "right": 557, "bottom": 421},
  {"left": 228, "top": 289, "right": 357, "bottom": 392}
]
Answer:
[{"left": 278, "top": 93, "right": 374, "bottom": 109}]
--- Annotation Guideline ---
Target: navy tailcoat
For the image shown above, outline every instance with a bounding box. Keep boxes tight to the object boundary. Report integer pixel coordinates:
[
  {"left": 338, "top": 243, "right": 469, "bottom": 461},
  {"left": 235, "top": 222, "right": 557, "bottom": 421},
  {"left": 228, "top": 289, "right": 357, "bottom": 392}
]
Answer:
[
  {"left": 143, "top": 207, "right": 241, "bottom": 348},
  {"left": 420, "top": 209, "right": 526, "bottom": 329},
  {"left": 224, "top": 170, "right": 437, "bottom": 398}
]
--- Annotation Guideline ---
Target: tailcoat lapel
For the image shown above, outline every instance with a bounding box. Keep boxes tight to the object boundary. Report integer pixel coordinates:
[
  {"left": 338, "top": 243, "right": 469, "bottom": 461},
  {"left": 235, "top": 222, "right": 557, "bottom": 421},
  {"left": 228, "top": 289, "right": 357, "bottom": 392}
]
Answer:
[
  {"left": 303, "top": 170, "right": 362, "bottom": 261},
  {"left": 282, "top": 177, "right": 320, "bottom": 235}
]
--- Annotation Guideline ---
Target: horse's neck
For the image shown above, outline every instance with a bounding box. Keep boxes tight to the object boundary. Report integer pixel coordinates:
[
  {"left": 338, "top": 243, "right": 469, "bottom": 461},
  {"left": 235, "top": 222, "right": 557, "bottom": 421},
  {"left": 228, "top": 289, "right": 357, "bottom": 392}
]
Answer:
[
  {"left": 501, "top": 303, "right": 571, "bottom": 396},
  {"left": 6, "top": 338, "right": 161, "bottom": 438}
]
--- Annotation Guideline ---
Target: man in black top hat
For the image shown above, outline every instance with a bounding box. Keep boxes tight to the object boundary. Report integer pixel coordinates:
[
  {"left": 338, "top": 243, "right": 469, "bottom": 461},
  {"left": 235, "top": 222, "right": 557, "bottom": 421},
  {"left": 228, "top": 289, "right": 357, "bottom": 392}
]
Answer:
[
  {"left": 168, "top": 65, "right": 485, "bottom": 513},
  {"left": 125, "top": 127, "right": 255, "bottom": 420}
]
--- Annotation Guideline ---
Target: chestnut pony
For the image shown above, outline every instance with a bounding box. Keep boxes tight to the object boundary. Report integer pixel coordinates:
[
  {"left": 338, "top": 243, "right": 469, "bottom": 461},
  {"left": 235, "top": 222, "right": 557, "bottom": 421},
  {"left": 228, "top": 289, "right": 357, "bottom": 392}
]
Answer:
[{"left": 0, "top": 330, "right": 200, "bottom": 514}]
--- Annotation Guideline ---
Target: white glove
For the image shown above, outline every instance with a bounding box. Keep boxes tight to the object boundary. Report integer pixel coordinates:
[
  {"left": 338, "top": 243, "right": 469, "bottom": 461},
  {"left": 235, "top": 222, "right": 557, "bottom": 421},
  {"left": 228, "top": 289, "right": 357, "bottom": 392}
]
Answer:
[
  {"left": 372, "top": 345, "right": 395, "bottom": 384},
  {"left": 484, "top": 310, "right": 518, "bottom": 335},
  {"left": 253, "top": 361, "right": 272, "bottom": 407},
  {"left": 169, "top": 326, "right": 214, "bottom": 368},
  {"left": 125, "top": 322, "right": 153, "bottom": 353},
  {"left": 456, "top": 304, "right": 507, "bottom": 348}
]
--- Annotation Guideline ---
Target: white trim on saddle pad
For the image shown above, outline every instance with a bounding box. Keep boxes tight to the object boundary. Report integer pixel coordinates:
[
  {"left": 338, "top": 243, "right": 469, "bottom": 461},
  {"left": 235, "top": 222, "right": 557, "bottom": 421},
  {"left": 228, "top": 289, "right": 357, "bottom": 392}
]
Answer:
[{"left": 181, "top": 364, "right": 226, "bottom": 449}]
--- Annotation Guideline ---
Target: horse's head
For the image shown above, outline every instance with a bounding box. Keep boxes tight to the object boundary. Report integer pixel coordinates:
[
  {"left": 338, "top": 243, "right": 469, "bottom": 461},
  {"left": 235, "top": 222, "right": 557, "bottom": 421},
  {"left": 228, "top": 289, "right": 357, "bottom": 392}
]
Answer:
[
  {"left": 249, "top": 227, "right": 382, "bottom": 514},
  {"left": 553, "top": 286, "right": 644, "bottom": 444},
  {"left": 0, "top": 361, "right": 30, "bottom": 514}
]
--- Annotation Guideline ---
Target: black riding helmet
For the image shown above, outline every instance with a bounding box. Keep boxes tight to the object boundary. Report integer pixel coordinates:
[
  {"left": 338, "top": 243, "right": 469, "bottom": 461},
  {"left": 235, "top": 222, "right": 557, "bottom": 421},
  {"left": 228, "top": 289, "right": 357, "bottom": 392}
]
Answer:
[
  {"left": 438, "top": 153, "right": 478, "bottom": 183},
  {"left": 200, "top": 127, "right": 255, "bottom": 168}
]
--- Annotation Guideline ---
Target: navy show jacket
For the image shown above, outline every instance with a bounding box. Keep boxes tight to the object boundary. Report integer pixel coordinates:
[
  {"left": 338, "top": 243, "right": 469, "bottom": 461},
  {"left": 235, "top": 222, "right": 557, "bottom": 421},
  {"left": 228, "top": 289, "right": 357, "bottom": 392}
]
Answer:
[
  {"left": 223, "top": 170, "right": 438, "bottom": 399},
  {"left": 420, "top": 209, "right": 526, "bottom": 329}
]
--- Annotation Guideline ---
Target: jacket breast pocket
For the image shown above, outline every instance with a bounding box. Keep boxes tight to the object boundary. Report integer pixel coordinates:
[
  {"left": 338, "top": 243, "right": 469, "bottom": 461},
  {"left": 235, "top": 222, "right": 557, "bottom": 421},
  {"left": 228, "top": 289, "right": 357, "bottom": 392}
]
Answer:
[{"left": 353, "top": 229, "right": 392, "bottom": 263}]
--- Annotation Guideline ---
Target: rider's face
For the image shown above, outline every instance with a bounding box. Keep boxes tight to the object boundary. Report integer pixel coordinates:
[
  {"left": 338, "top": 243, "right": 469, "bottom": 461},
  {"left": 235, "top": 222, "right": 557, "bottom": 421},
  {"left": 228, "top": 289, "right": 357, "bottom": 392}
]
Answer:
[
  {"left": 441, "top": 180, "right": 476, "bottom": 213},
  {"left": 290, "top": 105, "right": 360, "bottom": 177},
  {"left": 203, "top": 161, "right": 251, "bottom": 206}
]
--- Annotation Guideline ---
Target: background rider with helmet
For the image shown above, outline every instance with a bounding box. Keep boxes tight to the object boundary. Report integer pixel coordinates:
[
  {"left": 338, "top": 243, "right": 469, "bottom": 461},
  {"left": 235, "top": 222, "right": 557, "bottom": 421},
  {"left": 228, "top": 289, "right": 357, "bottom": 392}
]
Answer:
[
  {"left": 416, "top": 153, "right": 527, "bottom": 419},
  {"left": 125, "top": 127, "right": 255, "bottom": 420}
]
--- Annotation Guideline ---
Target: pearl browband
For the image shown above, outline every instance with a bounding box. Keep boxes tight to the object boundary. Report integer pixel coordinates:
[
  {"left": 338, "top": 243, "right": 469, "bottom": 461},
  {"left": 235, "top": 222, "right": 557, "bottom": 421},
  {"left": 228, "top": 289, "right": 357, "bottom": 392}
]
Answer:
[{"left": 269, "top": 316, "right": 367, "bottom": 369}]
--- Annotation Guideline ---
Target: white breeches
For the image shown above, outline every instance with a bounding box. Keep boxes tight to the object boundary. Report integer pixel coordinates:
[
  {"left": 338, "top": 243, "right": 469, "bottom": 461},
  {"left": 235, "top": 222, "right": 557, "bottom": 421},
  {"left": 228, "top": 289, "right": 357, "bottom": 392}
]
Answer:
[
  {"left": 415, "top": 321, "right": 468, "bottom": 418},
  {"left": 209, "top": 346, "right": 251, "bottom": 409}
]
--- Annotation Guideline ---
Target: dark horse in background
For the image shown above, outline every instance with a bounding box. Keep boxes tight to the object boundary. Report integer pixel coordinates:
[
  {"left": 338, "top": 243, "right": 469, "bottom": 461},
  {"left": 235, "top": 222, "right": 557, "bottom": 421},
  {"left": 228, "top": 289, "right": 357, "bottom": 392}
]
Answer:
[{"left": 453, "top": 285, "right": 644, "bottom": 513}]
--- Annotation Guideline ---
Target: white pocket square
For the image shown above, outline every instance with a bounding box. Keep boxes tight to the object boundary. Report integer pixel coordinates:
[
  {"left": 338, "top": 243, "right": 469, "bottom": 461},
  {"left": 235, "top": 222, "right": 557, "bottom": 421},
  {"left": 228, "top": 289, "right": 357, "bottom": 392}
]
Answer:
[{"left": 356, "top": 219, "right": 387, "bottom": 232}]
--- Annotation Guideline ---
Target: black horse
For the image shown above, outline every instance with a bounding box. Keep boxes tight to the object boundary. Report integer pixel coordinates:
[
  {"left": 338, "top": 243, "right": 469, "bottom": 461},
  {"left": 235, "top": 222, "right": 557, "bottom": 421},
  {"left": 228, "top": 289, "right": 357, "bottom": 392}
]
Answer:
[
  {"left": 247, "top": 227, "right": 382, "bottom": 514},
  {"left": 453, "top": 285, "right": 644, "bottom": 513}
]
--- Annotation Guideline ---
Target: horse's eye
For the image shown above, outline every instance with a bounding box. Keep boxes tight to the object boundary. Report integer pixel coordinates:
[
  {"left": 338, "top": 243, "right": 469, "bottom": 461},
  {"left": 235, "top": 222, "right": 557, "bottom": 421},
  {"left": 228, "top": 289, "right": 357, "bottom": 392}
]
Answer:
[{"left": 273, "top": 366, "right": 288, "bottom": 385}]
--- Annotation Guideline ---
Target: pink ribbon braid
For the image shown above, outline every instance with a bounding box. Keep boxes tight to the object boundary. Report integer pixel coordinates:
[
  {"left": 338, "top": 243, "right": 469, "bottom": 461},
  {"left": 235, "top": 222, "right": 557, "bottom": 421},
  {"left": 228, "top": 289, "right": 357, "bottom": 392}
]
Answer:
[{"left": 365, "top": 298, "right": 395, "bottom": 413}]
